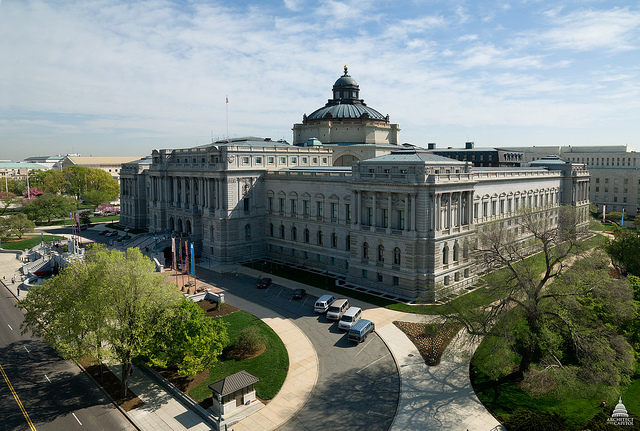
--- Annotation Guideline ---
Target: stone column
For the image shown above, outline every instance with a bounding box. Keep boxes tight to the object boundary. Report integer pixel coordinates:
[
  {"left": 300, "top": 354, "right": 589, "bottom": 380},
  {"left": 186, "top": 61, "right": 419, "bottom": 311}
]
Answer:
[
  {"left": 404, "top": 193, "right": 409, "bottom": 232},
  {"left": 411, "top": 193, "right": 417, "bottom": 232},
  {"left": 387, "top": 192, "right": 392, "bottom": 230}
]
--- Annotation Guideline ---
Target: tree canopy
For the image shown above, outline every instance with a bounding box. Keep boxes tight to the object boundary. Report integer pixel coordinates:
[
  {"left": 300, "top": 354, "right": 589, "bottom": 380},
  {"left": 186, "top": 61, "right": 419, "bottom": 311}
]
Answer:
[
  {"left": 23, "top": 193, "right": 76, "bottom": 223},
  {"left": 603, "top": 230, "right": 640, "bottom": 277},
  {"left": 0, "top": 213, "right": 35, "bottom": 239},
  {"left": 28, "top": 167, "right": 120, "bottom": 205},
  {"left": 19, "top": 246, "right": 221, "bottom": 397},
  {"left": 450, "top": 207, "right": 636, "bottom": 398}
]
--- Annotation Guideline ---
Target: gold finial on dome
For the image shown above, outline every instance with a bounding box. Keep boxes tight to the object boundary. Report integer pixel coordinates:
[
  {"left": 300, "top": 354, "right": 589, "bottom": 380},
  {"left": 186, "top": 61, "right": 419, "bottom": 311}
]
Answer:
[{"left": 343, "top": 65, "right": 348, "bottom": 76}]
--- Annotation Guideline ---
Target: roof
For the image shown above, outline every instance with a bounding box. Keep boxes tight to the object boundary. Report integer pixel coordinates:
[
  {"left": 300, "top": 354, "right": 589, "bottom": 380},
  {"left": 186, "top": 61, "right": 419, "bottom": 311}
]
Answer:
[
  {"left": 365, "top": 150, "right": 466, "bottom": 164},
  {"left": 0, "top": 162, "right": 49, "bottom": 170},
  {"left": 208, "top": 370, "right": 260, "bottom": 396},
  {"left": 64, "top": 156, "right": 143, "bottom": 166},
  {"left": 306, "top": 103, "right": 387, "bottom": 121}
]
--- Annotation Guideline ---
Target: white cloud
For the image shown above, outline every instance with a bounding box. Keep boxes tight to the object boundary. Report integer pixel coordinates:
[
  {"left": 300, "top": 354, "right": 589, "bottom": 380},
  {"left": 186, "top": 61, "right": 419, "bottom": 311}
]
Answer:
[{"left": 538, "top": 7, "right": 640, "bottom": 52}]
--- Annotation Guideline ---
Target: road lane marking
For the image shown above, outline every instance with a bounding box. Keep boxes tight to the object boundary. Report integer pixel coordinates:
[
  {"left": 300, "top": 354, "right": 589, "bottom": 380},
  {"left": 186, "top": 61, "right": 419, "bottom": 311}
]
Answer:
[
  {"left": 0, "top": 363, "right": 37, "bottom": 430},
  {"left": 355, "top": 338, "right": 373, "bottom": 357},
  {"left": 356, "top": 353, "right": 390, "bottom": 374},
  {"left": 8, "top": 324, "right": 13, "bottom": 330},
  {"left": 72, "top": 412, "right": 82, "bottom": 425},
  {"left": 44, "top": 374, "right": 51, "bottom": 383},
  {"left": 24, "top": 346, "right": 30, "bottom": 353}
]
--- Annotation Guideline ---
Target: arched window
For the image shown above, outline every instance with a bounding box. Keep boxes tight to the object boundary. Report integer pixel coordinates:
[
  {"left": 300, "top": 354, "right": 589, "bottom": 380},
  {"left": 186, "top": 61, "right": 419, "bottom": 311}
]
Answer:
[
  {"left": 317, "top": 230, "right": 323, "bottom": 245},
  {"left": 331, "top": 233, "right": 338, "bottom": 248},
  {"left": 442, "top": 243, "right": 449, "bottom": 265},
  {"left": 378, "top": 245, "right": 384, "bottom": 262},
  {"left": 363, "top": 242, "right": 369, "bottom": 259},
  {"left": 245, "top": 224, "right": 251, "bottom": 238},
  {"left": 304, "top": 229, "right": 310, "bottom": 243},
  {"left": 453, "top": 242, "right": 459, "bottom": 261},
  {"left": 291, "top": 226, "right": 297, "bottom": 241},
  {"left": 393, "top": 247, "right": 401, "bottom": 265},
  {"left": 269, "top": 223, "right": 274, "bottom": 237},
  {"left": 280, "top": 224, "right": 285, "bottom": 238},
  {"left": 346, "top": 235, "right": 351, "bottom": 251}
]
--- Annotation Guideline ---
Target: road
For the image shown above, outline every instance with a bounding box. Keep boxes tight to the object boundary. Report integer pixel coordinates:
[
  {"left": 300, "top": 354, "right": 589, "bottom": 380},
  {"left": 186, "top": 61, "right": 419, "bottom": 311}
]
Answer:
[
  {"left": 198, "top": 268, "right": 400, "bottom": 431},
  {"left": 0, "top": 282, "right": 134, "bottom": 431}
]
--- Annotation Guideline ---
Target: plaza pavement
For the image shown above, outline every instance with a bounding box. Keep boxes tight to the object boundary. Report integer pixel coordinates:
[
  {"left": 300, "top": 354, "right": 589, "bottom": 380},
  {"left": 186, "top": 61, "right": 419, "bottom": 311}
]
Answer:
[{"left": 1, "top": 243, "right": 504, "bottom": 431}]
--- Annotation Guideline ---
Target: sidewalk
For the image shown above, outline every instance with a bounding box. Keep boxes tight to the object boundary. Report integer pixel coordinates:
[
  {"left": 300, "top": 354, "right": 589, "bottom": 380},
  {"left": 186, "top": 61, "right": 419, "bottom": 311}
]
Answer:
[{"left": 1, "top": 246, "right": 504, "bottom": 431}]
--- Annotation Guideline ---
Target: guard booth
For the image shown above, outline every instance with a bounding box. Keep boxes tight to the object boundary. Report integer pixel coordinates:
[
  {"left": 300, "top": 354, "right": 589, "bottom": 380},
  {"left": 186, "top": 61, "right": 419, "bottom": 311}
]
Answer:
[{"left": 208, "top": 370, "right": 260, "bottom": 416}]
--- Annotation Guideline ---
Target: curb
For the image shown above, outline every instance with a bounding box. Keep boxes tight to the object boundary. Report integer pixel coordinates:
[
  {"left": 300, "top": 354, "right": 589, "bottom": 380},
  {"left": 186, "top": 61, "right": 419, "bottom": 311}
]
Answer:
[{"left": 374, "top": 322, "right": 402, "bottom": 431}]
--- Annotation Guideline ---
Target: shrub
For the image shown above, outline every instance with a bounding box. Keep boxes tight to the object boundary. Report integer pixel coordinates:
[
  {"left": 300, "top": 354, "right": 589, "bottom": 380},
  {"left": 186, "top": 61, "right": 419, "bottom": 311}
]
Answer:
[
  {"left": 503, "top": 409, "right": 567, "bottom": 431},
  {"left": 231, "top": 326, "right": 266, "bottom": 358}
]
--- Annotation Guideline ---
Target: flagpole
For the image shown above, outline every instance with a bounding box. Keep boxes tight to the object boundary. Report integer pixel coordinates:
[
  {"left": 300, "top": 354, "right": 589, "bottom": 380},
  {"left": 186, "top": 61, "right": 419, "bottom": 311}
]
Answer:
[{"left": 226, "top": 95, "right": 229, "bottom": 139}]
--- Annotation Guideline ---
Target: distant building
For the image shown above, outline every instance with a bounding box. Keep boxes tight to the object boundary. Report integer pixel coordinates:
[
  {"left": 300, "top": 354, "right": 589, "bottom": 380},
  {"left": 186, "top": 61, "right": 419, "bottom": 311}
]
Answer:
[
  {"left": 60, "top": 156, "right": 144, "bottom": 182},
  {"left": 501, "top": 145, "right": 640, "bottom": 216},
  {"left": 424, "top": 142, "right": 525, "bottom": 168},
  {"left": 121, "top": 69, "right": 590, "bottom": 302}
]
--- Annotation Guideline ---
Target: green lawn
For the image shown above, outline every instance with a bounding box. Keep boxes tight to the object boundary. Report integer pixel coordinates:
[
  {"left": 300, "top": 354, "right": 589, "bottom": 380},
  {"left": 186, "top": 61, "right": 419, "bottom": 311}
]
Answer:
[
  {"left": 189, "top": 311, "right": 288, "bottom": 402},
  {"left": 1, "top": 235, "right": 65, "bottom": 250},
  {"left": 472, "top": 348, "right": 640, "bottom": 430}
]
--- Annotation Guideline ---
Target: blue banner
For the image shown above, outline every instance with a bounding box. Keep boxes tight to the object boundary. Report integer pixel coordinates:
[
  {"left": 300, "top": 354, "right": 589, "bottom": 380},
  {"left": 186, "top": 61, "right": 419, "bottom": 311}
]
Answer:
[{"left": 190, "top": 242, "right": 195, "bottom": 276}]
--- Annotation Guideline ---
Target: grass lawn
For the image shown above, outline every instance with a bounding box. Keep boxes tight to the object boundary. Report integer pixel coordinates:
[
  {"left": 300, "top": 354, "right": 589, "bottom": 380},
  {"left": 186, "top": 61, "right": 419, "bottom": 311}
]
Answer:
[
  {"left": 1, "top": 235, "right": 65, "bottom": 250},
  {"left": 189, "top": 311, "right": 288, "bottom": 403},
  {"left": 472, "top": 359, "right": 640, "bottom": 430}
]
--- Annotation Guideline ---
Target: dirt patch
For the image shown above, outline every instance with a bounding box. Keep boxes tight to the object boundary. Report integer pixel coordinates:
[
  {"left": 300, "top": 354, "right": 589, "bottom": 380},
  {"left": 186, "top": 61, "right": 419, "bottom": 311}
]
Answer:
[
  {"left": 156, "top": 367, "right": 211, "bottom": 396},
  {"left": 79, "top": 358, "right": 144, "bottom": 411},
  {"left": 197, "top": 300, "right": 240, "bottom": 318},
  {"left": 226, "top": 344, "right": 267, "bottom": 361}
]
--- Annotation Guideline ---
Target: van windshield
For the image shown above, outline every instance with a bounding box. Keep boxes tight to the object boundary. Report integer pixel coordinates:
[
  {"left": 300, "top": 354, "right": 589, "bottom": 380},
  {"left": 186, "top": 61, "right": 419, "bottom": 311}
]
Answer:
[
  {"left": 342, "top": 315, "right": 353, "bottom": 322},
  {"left": 328, "top": 306, "right": 340, "bottom": 313}
]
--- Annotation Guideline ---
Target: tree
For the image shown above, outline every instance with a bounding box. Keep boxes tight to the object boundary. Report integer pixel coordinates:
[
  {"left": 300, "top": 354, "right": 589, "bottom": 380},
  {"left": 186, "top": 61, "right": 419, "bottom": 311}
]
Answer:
[
  {"left": 20, "top": 245, "right": 183, "bottom": 397},
  {"left": 145, "top": 299, "right": 229, "bottom": 376},
  {"left": 82, "top": 168, "right": 120, "bottom": 206},
  {"left": 2, "top": 213, "right": 35, "bottom": 239},
  {"left": 40, "top": 169, "right": 68, "bottom": 194},
  {"left": 607, "top": 212, "right": 623, "bottom": 223},
  {"left": 23, "top": 193, "right": 76, "bottom": 223},
  {"left": 603, "top": 231, "right": 640, "bottom": 276},
  {"left": 0, "top": 192, "right": 18, "bottom": 216},
  {"left": 453, "top": 207, "right": 583, "bottom": 376}
]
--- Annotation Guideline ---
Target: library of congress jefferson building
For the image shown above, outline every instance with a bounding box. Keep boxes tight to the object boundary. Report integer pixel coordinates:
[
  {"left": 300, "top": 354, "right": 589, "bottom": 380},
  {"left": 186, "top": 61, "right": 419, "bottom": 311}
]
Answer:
[{"left": 120, "top": 67, "right": 590, "bottom": 302}]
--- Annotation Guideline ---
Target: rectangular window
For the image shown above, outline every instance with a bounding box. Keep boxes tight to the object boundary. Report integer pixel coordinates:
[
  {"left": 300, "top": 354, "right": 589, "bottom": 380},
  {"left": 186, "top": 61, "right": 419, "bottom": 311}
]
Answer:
[
  {"left": 382, "top": 208, "right": 388, "bottom": 228},
  {"left": 243, "top": 197, "right": 250, "bottom": 212},
  {"left": 322, "top": 157, "right": 328, "bottom": 164},
  {"left": 303, "top": 200, "right": 310, "bottom": 216},
  {"left": 291, "top": 157, "right": 297, "bottom": 164},
  {"left": 280, "top": 157, "right": 286, "bottom": 164},
  {"left": 331, "top": 202, "right": 338, "bottom": 219},
  {"left": 393, "top": 276, "right": 399, "bottom": 286},
  {"left": 362, "top": 269, "right": 368, "bottom": 279},
  {"left": 377, "top": 273, "right": 383, "bottom": 282},
  {"left": 346, "top": 204, "right": 351, "bottom": 222},
  {"left": 290, "top": 199, "right": 297, "bottom": 214},
  {"left": 302, "top": 157, "right": 308, "bottom": 164},
  {"left": 312, "top": 157, "right": 318, "bottom": 164},
  {"left": 317, "top": 201, "right": 323, "bottom": 218},
  {"left": 255, "top": 157, "right": 262, "bottom": 164},
  {"left": 242, "top": 157, "right": 249, "bottom": 164},
  {"left": 268, "top": 156, "right": 274, "bottom": 164},
  {"left": 398, "top": 210, "right": 405, "bottom": 229},
  {"left": 279, "top": 198, "right": 285, "bottom": 212},
  {"left": 367, "top": 207, "right": 373, "bottom": 225},
  {"left": 268, "top": 197, "right": 273, "bottom": 211}
]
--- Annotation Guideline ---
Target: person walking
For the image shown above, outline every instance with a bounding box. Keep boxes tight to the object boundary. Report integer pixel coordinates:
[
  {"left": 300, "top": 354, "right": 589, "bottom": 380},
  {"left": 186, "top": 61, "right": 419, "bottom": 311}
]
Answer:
[{"left": 17, "top": 286, "right": 20, "bottom": 296}]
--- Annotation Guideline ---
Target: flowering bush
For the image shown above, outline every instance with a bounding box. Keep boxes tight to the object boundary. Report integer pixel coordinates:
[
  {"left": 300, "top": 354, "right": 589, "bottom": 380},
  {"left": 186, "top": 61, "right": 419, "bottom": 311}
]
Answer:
[{"left": 394, "top": 321, "right": 462, "bottom": 366}]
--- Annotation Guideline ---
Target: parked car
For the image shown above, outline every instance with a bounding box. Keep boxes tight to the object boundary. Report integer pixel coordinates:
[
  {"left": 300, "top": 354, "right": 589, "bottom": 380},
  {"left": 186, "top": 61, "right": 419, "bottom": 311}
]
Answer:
[
  {"left": 292, "top": 288, "right": 306, "bottom": 299},
  {"left": 348, "top": 319, "right": 375, "bottom": 343},
  {"left": 98, "top": 230, "right": 108, "bottom": 235},
  {"left": 105, "top": 230, "right": 117, "bottom": 237},
  {"left": 257, "top": 277, "right": 273, "bottom": 288},
  {"left": 314, "top": 295, "right": 336, "bottom": 313},
  {"left": 338, "top": 307, "right": 362, "bottom": 331},
  {"left": 326, "top": 298, "right": 350, "bottom": 321}
]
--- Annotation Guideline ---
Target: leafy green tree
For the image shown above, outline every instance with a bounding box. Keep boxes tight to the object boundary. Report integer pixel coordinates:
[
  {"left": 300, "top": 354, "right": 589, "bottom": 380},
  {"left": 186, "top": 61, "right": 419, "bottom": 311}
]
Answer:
[
  {"left": 5, "top": 178, "right": 26, "bottom": 195},
  {"left": 603, "top": 231, "right": 640, "bottom": 276},
  {"left": 20, "top": 246, "right": 182, "bottom": 397},
  {"left": 146, "top": 299, "right": 229, "bottom": 376},
  {"left": 23, "top": 193, "right": 76, "bottom": 223},
  {"left": 607, "top": 211, "right": 623, "bottom": 223},
  {"left": 2, "top": 213, "right": 35, "bottom": 239},
  {"left": 470, "top": 252, "right": 636, "bottom": 398},
  {"left": 40, "top": 169, "right": 68, "bottom": 194},
  {"left": 0, "top": 192, "right": 18, "bottom": 216},
  {"left": 63, "top": 165, "right": 90, "bottom": 200}
]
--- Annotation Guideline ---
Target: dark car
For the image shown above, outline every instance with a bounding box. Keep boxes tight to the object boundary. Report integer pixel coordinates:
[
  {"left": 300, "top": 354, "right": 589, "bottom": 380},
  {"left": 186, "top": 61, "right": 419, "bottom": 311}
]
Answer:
[
  {"left": 98, "top": 230, "right": 108, "bottom": 235},
  {"left": 257, "top": 277, "right": 273, "bottom": 289},
  {"left": 292, "top": 288, "right": 306, "bottom": 299}
]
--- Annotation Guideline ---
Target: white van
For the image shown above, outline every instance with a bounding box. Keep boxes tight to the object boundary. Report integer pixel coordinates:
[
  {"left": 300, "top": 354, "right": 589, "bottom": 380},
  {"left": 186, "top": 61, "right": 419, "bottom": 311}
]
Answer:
[
  {"left": 314, "top": 295, "right": 336, "bottom": 313},
  {"left": 326, "top": 298, "right": 350, "bottom": 321},
  {"left": 338, "top": 306, "right": 362, "bottom": 331}
]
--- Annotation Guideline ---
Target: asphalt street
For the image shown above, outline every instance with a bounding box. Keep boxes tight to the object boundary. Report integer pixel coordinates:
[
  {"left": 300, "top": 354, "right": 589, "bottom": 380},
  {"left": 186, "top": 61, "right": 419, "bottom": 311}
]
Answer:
[
  {"left": 0, "top": 280, "right": 134, "bottom": 431},
  {"left": 198, "top": 268, "right": 400, "bottom": 431}
]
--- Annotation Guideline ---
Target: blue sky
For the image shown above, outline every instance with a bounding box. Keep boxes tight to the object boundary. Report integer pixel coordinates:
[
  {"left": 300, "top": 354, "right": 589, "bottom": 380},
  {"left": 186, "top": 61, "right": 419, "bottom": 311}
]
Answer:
[{"left": 1, "top": 0, "right": 640, "bottom": 160}]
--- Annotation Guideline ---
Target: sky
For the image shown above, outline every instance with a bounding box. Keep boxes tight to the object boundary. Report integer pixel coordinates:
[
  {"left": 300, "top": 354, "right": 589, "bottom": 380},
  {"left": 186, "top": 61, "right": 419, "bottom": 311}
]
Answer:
[{"left": 1, "top": 0, "right": 640, "bottom": 160}]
